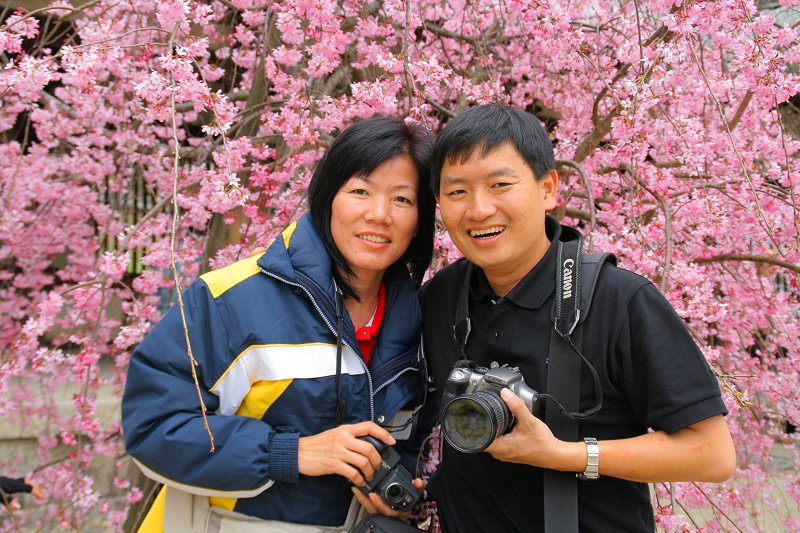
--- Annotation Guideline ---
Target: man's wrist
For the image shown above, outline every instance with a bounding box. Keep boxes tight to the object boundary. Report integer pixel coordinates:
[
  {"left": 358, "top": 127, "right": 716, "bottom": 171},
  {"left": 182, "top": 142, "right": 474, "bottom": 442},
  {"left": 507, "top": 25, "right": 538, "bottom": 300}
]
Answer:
[{"left": 577, "top": 437, "right": 600, "bottom": 480}]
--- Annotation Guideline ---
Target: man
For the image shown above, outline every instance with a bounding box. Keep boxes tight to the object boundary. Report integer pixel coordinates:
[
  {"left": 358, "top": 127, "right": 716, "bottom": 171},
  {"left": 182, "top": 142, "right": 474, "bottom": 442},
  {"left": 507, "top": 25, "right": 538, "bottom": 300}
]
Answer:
[{"left": 419, "top": 104, "right": 735, "bottom": 532}]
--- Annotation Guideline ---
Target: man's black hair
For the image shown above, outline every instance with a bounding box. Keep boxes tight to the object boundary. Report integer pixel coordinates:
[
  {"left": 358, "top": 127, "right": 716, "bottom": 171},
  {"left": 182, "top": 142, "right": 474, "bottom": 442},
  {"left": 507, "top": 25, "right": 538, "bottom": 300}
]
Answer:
[
  {"left": 430, "top": 104, "right": 556, "bottom": 194},
  {"left": 307, "top": 115, "right": 435, "bottom": 301}
]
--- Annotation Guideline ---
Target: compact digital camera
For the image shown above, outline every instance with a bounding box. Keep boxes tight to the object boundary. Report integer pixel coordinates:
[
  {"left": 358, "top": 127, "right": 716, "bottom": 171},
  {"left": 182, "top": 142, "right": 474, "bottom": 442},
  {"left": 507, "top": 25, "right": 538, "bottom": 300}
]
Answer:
[
  {"left": 440, "top": 360, "right": 540, "bottom": 453},
  {"left": 354, "top": 435, "right": 420, "bottom": 512}
]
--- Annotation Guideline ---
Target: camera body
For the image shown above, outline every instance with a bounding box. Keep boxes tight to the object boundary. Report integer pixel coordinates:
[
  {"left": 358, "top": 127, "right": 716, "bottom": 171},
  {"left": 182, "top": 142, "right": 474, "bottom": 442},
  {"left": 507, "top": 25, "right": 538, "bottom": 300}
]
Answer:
[
  {"left": 440, "top": 360, "right": 540, "bottom": 453},
  {"left": 354, "top": 435, "right": 420, "bottom": 512}
]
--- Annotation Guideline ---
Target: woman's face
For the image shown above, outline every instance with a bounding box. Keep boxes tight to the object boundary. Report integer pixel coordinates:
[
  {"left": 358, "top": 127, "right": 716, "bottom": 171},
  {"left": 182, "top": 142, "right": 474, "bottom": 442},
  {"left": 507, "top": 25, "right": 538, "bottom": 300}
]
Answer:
[{"left": 330, "top": 155, "right": 420, "bottom": 283}]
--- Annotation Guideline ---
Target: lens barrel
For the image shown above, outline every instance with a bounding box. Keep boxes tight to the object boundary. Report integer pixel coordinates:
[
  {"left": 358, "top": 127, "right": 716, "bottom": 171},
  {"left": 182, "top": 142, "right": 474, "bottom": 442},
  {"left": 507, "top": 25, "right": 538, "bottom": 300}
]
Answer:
[{"left": 442, "top": 390, "right": 511, "bottom": 452}]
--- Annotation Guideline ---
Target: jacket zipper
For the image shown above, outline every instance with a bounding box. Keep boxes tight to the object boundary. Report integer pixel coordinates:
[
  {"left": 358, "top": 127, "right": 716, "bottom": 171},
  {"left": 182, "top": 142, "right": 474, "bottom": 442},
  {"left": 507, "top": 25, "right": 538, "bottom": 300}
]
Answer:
[
  {"left": 259, "top": 267, "right": 376, "bottom": 421},
  {"left": 373, "top": 366, "right": 418, "bottom": 397}
]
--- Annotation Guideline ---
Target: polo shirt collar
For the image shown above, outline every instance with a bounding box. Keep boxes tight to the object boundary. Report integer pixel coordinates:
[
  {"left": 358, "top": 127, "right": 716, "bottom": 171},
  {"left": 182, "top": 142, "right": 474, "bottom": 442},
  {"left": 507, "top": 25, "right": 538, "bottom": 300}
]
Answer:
[{"left": 469, "top": 215, "right": 562, "bottom": 310}]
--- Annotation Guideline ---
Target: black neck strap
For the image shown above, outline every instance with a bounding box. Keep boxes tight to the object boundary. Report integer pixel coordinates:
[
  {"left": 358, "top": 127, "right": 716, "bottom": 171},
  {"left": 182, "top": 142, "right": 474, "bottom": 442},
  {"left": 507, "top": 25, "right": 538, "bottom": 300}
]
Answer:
[
  {"left": 334, "top": 284, "right": 345, "bottom": 425},
  {"left": 550, "top": 233, "right": 603, "bottom": 420}
]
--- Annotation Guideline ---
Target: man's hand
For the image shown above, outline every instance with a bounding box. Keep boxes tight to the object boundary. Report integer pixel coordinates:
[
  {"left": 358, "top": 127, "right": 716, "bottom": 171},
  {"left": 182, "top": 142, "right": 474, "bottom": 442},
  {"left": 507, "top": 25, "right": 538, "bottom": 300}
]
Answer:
[
  {"left": 351, "top": 478, "right": 426, "bottom": 519},
  {"left": 298, "top": 421, "right": 395, "bottom": 486},
  {"left": 485, "top": 389, "right": 737, "bottom": 483},
  {"left": 485, "top": 388, "right": 580, "bottom": 471}
]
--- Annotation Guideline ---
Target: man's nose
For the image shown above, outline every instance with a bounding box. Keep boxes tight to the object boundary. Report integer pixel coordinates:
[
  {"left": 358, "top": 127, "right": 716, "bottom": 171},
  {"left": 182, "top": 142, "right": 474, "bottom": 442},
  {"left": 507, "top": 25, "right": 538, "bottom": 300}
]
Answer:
[{"left": 466, "top": 190, "right": 496, "bottom": 220}]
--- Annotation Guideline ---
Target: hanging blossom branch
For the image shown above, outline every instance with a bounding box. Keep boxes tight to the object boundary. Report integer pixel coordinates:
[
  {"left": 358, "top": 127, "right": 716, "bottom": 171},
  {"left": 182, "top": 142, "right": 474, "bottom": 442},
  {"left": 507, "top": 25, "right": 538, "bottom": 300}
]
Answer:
[
  {"left": 166, "top": 24, "right": 215, "bottom": 453},
  {"left": 775, "top": 97, "right": 800, "bottom": 250},
  {"left": 686, "top": 32, "right": 779, "bottom": 250}
]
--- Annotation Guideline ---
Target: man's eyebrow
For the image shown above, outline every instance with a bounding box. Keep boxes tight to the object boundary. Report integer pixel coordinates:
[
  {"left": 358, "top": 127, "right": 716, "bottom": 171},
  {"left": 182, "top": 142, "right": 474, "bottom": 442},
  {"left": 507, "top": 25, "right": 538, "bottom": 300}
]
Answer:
[
  {"left": 486, "top": 166, "right": 523, "bottom": 178},
  {"left": 441, "top": 166, "right": 522, "bottom": 184}
]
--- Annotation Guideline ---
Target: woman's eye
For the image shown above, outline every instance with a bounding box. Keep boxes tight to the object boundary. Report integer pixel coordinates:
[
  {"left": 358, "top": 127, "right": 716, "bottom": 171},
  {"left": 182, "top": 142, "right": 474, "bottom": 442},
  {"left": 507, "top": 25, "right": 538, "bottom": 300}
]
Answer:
[
  {"left": 351, "top": 188, "right": 368, "bottom": 195},
  {"left": 395, "top": 196, "right": 414, "bottom": 204}
]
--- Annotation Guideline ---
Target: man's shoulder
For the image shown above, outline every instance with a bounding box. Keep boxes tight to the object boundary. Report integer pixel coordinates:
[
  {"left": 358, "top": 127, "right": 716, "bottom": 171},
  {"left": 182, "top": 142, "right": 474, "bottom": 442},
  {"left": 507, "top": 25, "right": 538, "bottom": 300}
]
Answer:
[
  {"left": 421, "top": 258, "right": 471, "bottom": 303},
  {"left": 593, "top": 259, "right": 653, "bottom": 294}
]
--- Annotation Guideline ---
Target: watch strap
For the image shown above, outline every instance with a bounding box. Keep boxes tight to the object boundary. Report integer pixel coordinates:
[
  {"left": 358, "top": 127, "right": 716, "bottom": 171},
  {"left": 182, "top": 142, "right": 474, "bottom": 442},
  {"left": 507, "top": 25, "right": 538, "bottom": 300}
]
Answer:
[{"left": 577, "top": 437, "right": 599, "bottom": 480}]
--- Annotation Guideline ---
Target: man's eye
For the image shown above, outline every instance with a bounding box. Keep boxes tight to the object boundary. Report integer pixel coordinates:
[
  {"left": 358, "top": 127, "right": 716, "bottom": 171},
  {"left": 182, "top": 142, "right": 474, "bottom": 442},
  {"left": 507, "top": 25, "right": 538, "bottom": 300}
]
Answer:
[
  {"left": 492, "top": 182, "right": 510, "bottom": 189},
  {"left": 445, "top": 189, "right": 466, "bottom": 197}
]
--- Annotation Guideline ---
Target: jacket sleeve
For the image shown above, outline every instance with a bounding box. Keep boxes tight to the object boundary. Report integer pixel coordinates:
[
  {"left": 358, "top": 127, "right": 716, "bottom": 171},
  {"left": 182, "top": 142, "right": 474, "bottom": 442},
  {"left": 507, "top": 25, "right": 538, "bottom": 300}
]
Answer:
[{"left": 121, "top": 279, "right": 299, "bottom": 498}]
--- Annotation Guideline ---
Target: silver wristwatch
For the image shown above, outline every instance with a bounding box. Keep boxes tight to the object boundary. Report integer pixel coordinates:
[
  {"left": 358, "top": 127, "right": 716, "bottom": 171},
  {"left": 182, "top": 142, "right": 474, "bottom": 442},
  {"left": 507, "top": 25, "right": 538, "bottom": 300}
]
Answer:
[{"left": 577, "top": 437, "right": 599, "bottom": 480}]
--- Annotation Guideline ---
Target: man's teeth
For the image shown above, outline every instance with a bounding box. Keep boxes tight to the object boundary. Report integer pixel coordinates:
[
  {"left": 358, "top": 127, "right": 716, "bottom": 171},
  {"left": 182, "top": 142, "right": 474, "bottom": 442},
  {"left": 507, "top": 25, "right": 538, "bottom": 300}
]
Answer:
[
  {"left": 359, "top": 234, "right": 389, "bottom": 243},
  {"left": 470, "top": 226, "right": 504, "bottom": 238}
]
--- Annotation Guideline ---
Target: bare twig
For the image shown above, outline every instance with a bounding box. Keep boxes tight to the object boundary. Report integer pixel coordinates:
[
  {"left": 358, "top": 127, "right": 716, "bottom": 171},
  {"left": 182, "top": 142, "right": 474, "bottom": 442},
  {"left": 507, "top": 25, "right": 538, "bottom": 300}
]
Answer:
[
  {"left": 728, "top": 90, "right": 754, "bottom": 131},
  {"left": 623, "top": 162, "right": 673, "bottom": 291},
  {"left": 693, "top": 253, "right": 800, "bottom": 274},
  {"left": 167, "top": 24, "right": 215, "bottom": 453},
  {"left": 556, "top": 159, "right": 597, "bottom": 250}
]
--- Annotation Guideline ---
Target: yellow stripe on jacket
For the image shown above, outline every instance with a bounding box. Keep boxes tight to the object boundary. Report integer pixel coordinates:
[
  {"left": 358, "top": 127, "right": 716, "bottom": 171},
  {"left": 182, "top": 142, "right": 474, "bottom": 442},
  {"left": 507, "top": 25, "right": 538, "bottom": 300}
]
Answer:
[{"left": 135, "top": 379, "right": 295, "bottom": 531}]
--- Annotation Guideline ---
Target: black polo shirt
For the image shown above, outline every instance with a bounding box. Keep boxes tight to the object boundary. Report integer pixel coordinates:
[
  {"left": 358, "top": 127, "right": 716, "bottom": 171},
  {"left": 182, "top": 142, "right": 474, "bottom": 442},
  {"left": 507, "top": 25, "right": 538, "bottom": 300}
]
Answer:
[{"left": 419, "top": 217, "right": 727, "bottom": 533}]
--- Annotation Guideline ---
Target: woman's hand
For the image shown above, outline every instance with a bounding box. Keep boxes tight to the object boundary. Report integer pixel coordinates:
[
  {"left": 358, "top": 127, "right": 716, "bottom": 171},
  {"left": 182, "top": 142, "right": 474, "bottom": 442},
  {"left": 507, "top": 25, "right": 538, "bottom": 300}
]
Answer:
[
  {"left": 298, "top": 421, "right": 395, "bottom": 486},
  {"left": 351, "top": 477, "right": 426, "bottom": 519}
]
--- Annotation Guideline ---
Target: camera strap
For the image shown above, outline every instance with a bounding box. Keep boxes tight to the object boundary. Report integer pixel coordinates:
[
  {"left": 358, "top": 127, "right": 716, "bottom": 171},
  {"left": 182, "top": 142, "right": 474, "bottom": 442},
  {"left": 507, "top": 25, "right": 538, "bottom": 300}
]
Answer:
[
  {"left": 334, "top": 284, "right": 345, "bottom": 426},
  {"left": 543, "top": 226, "right": 615, "bottom": 533},
  {"left": 543, "top": 227, "right": 608, "bottom": 421}
]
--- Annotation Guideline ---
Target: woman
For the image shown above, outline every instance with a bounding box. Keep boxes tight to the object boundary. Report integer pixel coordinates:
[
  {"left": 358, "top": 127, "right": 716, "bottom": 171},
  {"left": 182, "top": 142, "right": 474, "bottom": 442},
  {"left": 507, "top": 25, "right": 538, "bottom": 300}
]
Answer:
[{"left": 122, "top": 116, "right": 435, "bottom": 531}]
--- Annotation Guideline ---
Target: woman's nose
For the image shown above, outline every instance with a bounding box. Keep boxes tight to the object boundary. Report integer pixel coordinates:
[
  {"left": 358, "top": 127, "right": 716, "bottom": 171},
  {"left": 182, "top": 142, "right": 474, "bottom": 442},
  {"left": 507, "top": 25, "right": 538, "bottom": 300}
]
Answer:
[{"left": 366, "top": 198, "right": 391, "bottom": 223}]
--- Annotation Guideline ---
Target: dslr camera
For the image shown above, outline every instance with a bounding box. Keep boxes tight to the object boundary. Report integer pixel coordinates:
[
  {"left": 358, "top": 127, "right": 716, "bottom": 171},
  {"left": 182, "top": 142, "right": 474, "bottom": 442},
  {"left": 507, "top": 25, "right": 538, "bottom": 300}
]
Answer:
[
  {"left": 354, "top": 435, "right": 420, "bottom": 512},
  {"left": 440, "top": 360, "right": 540, "bottom": 453}
]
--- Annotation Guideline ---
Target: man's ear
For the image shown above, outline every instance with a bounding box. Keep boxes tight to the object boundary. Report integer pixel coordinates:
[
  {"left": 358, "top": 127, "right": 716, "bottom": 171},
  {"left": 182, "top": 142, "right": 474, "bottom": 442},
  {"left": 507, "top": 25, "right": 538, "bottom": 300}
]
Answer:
[{"left": 542, "top": 169, "right": 559, "bottom": 210}]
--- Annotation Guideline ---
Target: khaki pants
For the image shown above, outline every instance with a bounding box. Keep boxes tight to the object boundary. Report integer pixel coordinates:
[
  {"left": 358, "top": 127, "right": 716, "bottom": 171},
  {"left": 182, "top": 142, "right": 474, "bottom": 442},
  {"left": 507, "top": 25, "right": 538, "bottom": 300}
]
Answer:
[{"left": 162, "top": 487, "right": 366, "bottom": 533}]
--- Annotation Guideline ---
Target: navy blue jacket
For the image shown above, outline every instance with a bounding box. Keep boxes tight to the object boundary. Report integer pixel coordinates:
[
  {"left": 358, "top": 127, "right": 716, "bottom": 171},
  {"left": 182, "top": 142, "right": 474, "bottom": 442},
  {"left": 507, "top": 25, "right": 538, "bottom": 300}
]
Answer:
[{"left": 122, "top": 214, "right": 425, "bottom": 526}]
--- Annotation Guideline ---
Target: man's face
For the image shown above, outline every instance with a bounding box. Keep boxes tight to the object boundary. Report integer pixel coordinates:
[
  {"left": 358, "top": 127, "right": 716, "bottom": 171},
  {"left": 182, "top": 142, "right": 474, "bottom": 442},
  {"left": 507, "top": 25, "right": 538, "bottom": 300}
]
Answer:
[{"left": 437, "top": 142, "right": 558, "bottom": 295}]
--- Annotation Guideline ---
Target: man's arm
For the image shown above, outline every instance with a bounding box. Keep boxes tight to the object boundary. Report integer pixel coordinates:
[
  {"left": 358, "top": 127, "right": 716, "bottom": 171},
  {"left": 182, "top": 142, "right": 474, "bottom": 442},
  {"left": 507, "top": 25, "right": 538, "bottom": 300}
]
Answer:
[{"left": 486, "top": 388, "right": 736, "bottom": 483}]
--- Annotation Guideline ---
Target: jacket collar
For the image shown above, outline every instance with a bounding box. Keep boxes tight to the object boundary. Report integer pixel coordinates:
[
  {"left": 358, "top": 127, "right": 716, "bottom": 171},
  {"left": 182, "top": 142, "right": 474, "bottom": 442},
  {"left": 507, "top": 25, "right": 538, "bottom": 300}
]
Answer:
[{"left": 257, "top": 213, "right": 335, "bottom": 295}]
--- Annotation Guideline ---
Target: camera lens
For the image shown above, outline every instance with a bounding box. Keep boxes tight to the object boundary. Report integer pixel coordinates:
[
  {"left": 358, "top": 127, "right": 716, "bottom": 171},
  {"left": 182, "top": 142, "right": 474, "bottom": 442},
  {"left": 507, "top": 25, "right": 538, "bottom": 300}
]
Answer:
[
  {"left": 442, "top": 390, "right": 510, "bottom": 453},
  {"left": 384, "top": 483, "right": 405, "bottom": 503}
]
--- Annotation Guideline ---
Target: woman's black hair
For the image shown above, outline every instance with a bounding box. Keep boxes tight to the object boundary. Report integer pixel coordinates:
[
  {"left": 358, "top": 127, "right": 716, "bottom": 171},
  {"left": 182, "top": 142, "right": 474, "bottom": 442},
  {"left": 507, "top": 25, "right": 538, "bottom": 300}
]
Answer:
[
  {"left": 307, "top": 116, "right": 435, "bottom": 301},
  {"left": 430, "top": 104, "right": 556, "bottom": 194}
]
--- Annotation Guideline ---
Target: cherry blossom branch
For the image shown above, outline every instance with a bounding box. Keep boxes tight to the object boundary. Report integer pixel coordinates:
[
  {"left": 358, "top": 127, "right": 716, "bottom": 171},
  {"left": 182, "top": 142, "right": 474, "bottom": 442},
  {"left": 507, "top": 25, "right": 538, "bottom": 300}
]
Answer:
[
  {"left": 556, "top": 158, "right": 596, "bottom": 249},
  {"left": 774, "top": 99, "right": 800, "bottom": 251},
  {"left": 686, "top": 33, "right": 780, "bottom": 251},
  {"left": 666, "top": 492, "right": 706, "bottom": 531},
  {"left": 624, "top": 162, "right": 673, "bottom": 291},
  {"left": 118, "top": 179, "right": 202, "bottom": 252},
  {"left": 0, "top": 0, "right": 105, "bottom": 31},
  {"left": 693, "top": 254, "right": 800, "bottom": 274},
  {"left": 167, "top": 25, "right": 215, "bottom": 453},
  {"left": 727, "top": 90, "right": 754, "bottom": 131},
  {"left": 690, "top": 482, "right": 746, "bottom": 532}
]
